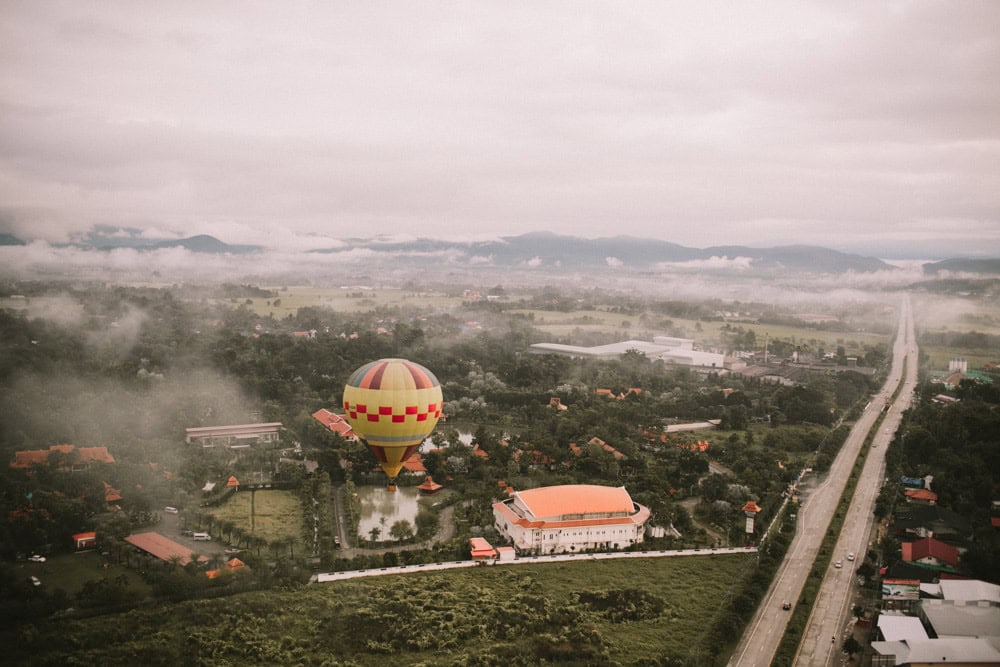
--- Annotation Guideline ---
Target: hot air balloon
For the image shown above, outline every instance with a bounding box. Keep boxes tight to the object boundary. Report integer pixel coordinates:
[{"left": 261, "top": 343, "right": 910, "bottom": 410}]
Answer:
[{"left": 343, "top": 358, "right": 443, "bottom": 490}]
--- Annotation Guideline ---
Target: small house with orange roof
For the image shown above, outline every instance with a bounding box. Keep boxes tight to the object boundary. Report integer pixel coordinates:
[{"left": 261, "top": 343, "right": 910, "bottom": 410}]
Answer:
[
  {"left": 103, "top": 482, "right": 123, "bottom": 507},
  {"left": 905, "top": 488, "right": 939, "bottom": 505},
  {"left": 73, "top": 531, "right": 97, "bottom": 550},
  {"left": 587, "top": 437, "right": 625, "bottom": 460},
  {"left": 311, "top": 409, "right": 356, "bottom": 439},
  {"left": 417, "top": 476, "right": 443, "bottom": 495},
  {"left": 206, "top": 557, "right": 249, "bottom": 579},
  {"left": 471, "top": 445, "right": 490, "bottom": 461},
  {"left": 402, "top": 454, "right": 427, "bottom": 474},
  {"left": 226, "top": 475, "right": 240, "bottom": 488},
  {"left": 469, "top": 537, "right": 497, "bottom": 561},
  {"left": 493, "top": 484, "right": 650, "bottom": 555}
]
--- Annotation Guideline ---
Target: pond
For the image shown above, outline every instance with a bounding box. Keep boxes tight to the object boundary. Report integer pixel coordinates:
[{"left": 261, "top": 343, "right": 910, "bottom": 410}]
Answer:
[
  {"left": 356, "top": 485, "right": 425, "bottom": 542},
  {"left": 419, "top": 430, "right": 472, "bottom": 452}
]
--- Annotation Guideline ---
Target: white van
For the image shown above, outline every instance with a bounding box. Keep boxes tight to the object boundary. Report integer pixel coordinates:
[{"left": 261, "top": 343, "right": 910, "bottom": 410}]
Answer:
[
  {"left": 192, "top": 532, "right": 211, "bottom": 541},
  {"left": 163, "top": 506, "right": 179, "bottom": 514}
]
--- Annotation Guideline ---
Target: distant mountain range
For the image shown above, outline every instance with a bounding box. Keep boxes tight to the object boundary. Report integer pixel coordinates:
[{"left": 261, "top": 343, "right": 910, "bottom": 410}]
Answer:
[
  {"left": 921, "top": 258, "right": 1000, "bottom": 275},
  {"left": 314, "top": 232, "right": 895, "bottom": 273},
  {"left": 3, "top": 229, "right": 999, "bottom": 275}
]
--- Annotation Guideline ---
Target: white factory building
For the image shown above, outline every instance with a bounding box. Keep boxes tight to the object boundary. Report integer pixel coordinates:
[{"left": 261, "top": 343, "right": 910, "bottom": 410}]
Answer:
[
  {"left": 493, "top": 484, "right": 650, "bottom": 555},
  {"left": 529, "top": 336, "right": 725, "bottom": 369}
]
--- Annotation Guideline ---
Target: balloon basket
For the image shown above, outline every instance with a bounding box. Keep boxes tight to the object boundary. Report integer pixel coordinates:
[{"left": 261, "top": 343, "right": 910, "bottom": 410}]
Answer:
[{"left": 386, "top": 483, "right": 397, "bottom": 492}]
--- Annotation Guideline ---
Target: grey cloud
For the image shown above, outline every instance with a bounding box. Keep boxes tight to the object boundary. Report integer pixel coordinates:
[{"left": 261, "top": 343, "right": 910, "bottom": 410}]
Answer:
[{"left": 0, "top": 2, "right": 997, "bottom": 254}]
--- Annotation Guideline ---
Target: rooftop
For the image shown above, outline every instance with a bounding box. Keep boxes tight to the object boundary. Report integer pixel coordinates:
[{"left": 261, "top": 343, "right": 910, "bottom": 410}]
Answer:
[
  {"left": 515, "top": 485, "right": 635, "bottom": 519},
  {"left": 124, "top": 532, "right": 208, "bottom": 566}
]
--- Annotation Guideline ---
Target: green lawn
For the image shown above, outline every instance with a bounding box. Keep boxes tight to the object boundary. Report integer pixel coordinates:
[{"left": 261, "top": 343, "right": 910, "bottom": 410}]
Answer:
[
  {"left": 206, "top": 489, "right": 305, "bottom": 548},
  {"left": 230, "top": 286, "right": 459, "bottom": 318},
  {"left": 16, "top": 551, "right": 151, "bottom": 599}
]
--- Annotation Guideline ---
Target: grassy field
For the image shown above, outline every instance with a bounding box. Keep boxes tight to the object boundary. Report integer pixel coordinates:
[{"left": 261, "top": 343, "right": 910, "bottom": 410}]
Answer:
[
  {"left": 207, "top": 489, "right": 305, "bottom": 548},
  {"left": 12, "top": 553, "right": 752, "bottom": 665},
  {"left": 14, "top": 551, "right": 151, "bottom": 598},
  {"left": 922, "top": 347, "right": 999, "bottom": 371},
  {"left": 235, "top": 286, "right": 458, "bottom": 318}
]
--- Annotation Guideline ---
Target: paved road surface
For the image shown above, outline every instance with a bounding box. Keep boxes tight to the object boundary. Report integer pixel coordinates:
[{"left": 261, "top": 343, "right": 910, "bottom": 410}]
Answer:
[
  {"left": 794, "top": 295, "right": 918, "bottom": 665},
  {"left": 730, "top": 295, "right": 917, "bottom": 667}
]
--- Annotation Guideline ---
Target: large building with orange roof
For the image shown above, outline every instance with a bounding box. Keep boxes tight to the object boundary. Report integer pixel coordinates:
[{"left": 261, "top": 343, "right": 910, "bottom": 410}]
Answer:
[
  {"left": 493, "top": 484, "right": 650, "bottom": 555},
  {"left": 10, "top": 445, "right": 115, "bottom": 471}
]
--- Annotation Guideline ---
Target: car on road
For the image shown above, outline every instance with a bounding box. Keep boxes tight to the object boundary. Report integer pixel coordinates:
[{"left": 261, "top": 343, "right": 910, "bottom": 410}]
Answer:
[
  {"left": 782, "top": 600, "right": 791, "bottom": 610},
  {"left": 164, "top": 506, "right": 179, "bottom": 514},
  {"left": 846, "top": 552, "right": 855, "bottom": 561},
  {"left": 29, "top": 575, "right": 41, "bottom": 587},
  {"left": 28, "top": 554, "right": 46, "bottom": 563},
  {"left": 834, "top": 560, "right": 843, "bottom": 569}
]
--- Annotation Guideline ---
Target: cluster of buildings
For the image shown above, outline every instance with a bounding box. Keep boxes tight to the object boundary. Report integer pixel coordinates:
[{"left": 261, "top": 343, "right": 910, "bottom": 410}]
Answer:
[{"left": 871, "top": 579, "right": 1000, "bottom": 665}]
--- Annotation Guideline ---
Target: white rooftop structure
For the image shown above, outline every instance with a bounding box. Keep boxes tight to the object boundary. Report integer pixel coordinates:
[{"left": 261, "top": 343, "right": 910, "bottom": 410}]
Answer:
[
  {"left": 938, "top": 579, "right": 1000, "bottom": 605},
  {"left": 529, "top": 338, "right": 724, "bottom": 369},
  {"left": 878, "top": 614, "right": 930, "bottom": 642},
  {"left": 871, "top": 637, "right": 1000, "bottom": 664},
  {"left": 921, "top": 604, "right": 1000, "bottom": 639}
]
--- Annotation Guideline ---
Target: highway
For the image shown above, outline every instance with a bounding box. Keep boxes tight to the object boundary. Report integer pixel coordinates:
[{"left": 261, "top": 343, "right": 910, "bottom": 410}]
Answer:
[{"left": 730, "top": 295, "right": 918, "bottom": 667}]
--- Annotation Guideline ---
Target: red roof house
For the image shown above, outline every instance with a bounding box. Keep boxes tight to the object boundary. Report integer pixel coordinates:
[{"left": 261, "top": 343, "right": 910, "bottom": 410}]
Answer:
[
  {"left": 311, "top": 409, "right": 356, "bottom": 438},
  {"left": 125, "top": 532, "right": 209, "bottom": 566},
  {"left": 901, "top": 536, "right": 959, "bottom": 571},
  {"left": 904, "top": 488, "right": 938, "bottom": 505},
  {"left": 469, "top": 537, "right": 497, "bottom": 561},
  {"left": 402, "top": 454, "right": 427, "bottom": 474}
]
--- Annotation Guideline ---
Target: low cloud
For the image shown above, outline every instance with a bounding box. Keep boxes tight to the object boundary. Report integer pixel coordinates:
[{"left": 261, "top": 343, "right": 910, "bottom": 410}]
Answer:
[{"left": 656, "top": 256, "right": 754, "bottom": 271}]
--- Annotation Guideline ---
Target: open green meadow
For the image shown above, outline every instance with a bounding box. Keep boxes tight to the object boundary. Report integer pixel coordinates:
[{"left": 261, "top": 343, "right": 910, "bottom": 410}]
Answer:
[
  {"left": 236, "top": 286, "right": 459, "bottom": 318},
  {"left": 10, "top": 554, "right": 751, "bottom": 665},
  {"left": 206, "top": 489, "right": 305, "bottom": 548},
  {"left": 15, "top": 551, "right": 151, "bottom": 599}
]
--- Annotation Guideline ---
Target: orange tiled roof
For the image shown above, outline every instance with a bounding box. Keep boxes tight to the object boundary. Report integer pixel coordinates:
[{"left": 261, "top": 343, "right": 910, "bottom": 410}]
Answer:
[
  {"left": 417, "top": 476, "right": 442, "bottom": 492},
  {"left": 312, "top": 409, "right": 356, "bottom": 438},
  {"left": 11, "top": 445, "right": 115, "bottom": 469},
  {"left": 494, "top": 496, "right": 649, "bottom": 530},
  {"left": 469, "top": 537, "right": 497, "bottom": 559},
  {"left": 402, "top": 454, "right": 427, "bottom": 473},
  {"left": 124, "top": 532, "right": 208, "bottom": 566},
  {"left": 515, "top": 484, "right": 635, "bottom": 518},
  {"left": 104, "top": 482, "right": 123, "bottom": 503},
  {"left": 904, "top": 488, "right": 938, "bottom": 502}
]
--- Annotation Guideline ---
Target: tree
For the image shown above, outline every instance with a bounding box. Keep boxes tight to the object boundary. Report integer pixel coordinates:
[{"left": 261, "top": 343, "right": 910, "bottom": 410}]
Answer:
[
  {"left": 389, "top": 520, "right": 413, "bottom": 542},
  {"left": 842, "top": 636, "right": 862, "bottom": 657}
]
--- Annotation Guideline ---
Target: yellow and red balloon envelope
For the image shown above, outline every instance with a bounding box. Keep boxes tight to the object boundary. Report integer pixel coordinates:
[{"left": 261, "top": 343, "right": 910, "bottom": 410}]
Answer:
[{"left": 343, "top": 358, "right": 442, "bottom": 481}]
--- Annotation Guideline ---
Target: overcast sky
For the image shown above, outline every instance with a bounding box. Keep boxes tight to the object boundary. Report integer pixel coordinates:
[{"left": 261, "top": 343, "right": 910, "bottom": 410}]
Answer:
[{"left": 1, "top": 1, "right": 998, "bottom": 257}]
